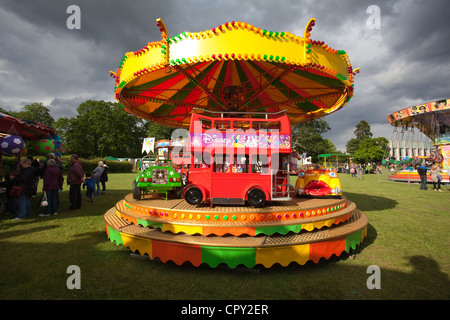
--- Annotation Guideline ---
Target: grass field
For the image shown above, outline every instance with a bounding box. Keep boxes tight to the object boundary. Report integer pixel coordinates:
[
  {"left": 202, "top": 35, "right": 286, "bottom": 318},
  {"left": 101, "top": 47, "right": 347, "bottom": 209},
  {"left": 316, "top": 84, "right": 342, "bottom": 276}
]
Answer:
[{"left": 0, "top": 171, "right": 448, "bottom": 300}]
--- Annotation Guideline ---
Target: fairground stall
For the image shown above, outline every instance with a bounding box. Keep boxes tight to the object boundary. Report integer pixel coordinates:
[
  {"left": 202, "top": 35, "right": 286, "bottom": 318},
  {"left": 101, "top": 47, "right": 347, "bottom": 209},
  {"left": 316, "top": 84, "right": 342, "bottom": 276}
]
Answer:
[
  {"left": 0, "top": 112, "right": 57, "bottom": 174},
  {"left": 386, "top": 99, "right": 449, "bottom": 183},
  {"left": 0, "top": 112, "right": 58, "bottom": 212},
  {"left": 105, "top": 18, "right": 368, "bottom": 268}
]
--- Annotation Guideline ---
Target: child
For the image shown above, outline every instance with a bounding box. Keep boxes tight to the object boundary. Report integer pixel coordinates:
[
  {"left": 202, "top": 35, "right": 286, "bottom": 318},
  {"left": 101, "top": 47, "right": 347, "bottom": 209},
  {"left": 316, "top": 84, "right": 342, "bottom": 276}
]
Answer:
[
  {"left": 1, "top": 169, "right": 18, "bottom": 215},
  {"left": 82, "top": 173, "right": 95, "bottom": 202}
]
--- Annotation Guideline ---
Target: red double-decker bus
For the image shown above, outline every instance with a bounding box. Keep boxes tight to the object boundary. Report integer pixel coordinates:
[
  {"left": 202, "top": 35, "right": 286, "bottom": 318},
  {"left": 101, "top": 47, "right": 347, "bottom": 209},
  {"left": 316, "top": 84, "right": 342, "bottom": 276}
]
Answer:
[{"left": 180, "top": 110, "right": 292, "bottom": 207}]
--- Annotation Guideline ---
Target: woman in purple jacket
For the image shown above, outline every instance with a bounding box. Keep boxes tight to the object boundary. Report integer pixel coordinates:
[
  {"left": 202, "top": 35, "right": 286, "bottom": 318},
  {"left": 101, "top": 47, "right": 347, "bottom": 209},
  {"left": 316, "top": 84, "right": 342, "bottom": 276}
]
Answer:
[
  {"left": 67, "top": 154, "right": 84, "bottom": 210},
  {"left": 40, "top": 159, "right": 64, "bottom": 216}
]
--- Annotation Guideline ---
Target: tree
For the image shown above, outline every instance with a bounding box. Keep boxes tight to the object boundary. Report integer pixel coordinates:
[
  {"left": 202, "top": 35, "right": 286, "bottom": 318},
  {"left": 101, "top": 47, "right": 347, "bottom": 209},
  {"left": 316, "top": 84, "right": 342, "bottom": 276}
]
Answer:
[
  {"left": 64, "top": 100, "right": 149, "bottom": 158},
  {"left": 354, "top": 138, "right": 386, "bottom": 163},
  {"left": 291, "top": 119, "right": 336, "bottom": 160},
  {"left": 146, "top": 122, "right": 174, "bottom": 142},
  {"left": 373, "top": 137, "right": 389, "bottom": 153},
  {"left": 354, "top": 120, "right": 372, "bottom": 140},
  {"left": 346, "top": 120, "right": 373, "bottom": 154},
  {"left": 53, "top": 117, "right": 71, "bottom": 143},
  {"left": 346, "top": 120, "right": 390, "bottom": 163},
  {"left": 345, "top": 138, "right": 360, "bottom": 155},
  {"left": 6, "top": 103, "right": 55, "bottom": 127}
]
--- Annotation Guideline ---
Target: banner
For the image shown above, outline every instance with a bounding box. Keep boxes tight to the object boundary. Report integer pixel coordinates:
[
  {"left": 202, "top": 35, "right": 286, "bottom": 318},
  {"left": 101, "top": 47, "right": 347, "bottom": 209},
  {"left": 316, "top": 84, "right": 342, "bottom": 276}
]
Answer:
[
  {"left": 142, "top": 137, "right": 155, "bottom": 154},
  {"left": 442, "top": 145, "right": 450, "bottom": 170},
  {"left": 190, "top": 132, "right": 291, "bottom": 150}
]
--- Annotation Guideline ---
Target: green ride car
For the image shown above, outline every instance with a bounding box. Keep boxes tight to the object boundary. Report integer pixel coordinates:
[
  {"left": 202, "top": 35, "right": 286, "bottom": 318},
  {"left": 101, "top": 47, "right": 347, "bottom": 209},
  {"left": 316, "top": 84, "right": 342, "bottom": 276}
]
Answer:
[{"left": 132, "top": 155, "right": 184, "bottom": 200}]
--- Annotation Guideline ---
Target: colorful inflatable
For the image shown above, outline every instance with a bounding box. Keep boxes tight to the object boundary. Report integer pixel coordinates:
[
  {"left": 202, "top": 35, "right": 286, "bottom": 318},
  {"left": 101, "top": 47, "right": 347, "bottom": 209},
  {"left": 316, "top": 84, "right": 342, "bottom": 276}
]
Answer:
[
  {"left": 0, "top": 135, "right": 24, "bottom": 155},
  {"left": 34, "top": 138, "right": 55, "bottom": 155}
]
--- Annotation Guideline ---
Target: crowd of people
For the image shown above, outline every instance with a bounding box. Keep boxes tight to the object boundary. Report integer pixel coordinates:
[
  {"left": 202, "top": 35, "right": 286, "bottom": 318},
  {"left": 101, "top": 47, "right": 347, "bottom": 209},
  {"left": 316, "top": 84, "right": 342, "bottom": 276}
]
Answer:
[
  {"left": 332, "top": 160, "right": 445, "bottom": 191},
  {"left": 338, "top": 162, "right": 382, "bottom": 177},
  {"left": 416, "top": 161, "right": 444, "bottom": 192},
  {"left": 0, "top": 154, "right": 109, "bottom": 221}
]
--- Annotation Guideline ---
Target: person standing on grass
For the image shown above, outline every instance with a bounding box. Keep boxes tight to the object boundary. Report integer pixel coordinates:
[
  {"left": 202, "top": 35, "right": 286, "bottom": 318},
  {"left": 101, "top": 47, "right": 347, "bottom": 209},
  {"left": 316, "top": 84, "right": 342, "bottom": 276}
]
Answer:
[
  {"left": 39, "top": 159, "right": 64, "bottom": 217},
  {"left": 100, "top": 161, "right": 108, "bottom": 194},
  {"left": 67, "top": 154, "right": 84, "bottom": 210},
  {"left": 9, "top": 159, "right": 37, "bottom": 220},
  {"left": 350, "top": 165, "right": 356, "bottom": 177},
  {"left": 92, "top": 161, "right": 104, "bottom": 197},
  {"left": 429, "top": 164, "right": 443, "bottom": 192},
  {"left": 416, "top": 163, "right": 428, "bottom": 190},
  {"left": 1, "top": 169, "right": 18, "bottom": 216}
]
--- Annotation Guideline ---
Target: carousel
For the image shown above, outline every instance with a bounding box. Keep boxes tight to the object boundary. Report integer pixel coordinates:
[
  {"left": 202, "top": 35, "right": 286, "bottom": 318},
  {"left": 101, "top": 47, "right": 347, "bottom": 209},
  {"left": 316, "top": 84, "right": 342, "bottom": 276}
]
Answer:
[
  {"left": 386, "top": 99, "right": 450, "bottom": 184},
  {"left": 105, "top": 18, "right": 368, "bottom": 268}
]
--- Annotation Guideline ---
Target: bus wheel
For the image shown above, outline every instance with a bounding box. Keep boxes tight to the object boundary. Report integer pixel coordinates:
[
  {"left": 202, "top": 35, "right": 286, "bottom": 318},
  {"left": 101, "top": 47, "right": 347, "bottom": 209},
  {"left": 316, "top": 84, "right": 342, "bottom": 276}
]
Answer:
[
  {"left": 248, "top": 188, "right": 266, "bottom": 208},
  {"left": 185, "top": 187, "right": 202, "bottom": 205},
  {"left": 132, "top": 180, "right": 141, "bottom": 200}
]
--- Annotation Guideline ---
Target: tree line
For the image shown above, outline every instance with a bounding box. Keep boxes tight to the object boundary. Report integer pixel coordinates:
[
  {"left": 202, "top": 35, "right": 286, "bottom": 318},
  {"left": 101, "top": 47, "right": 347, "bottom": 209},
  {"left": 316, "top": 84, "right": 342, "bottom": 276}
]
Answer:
[
  {"left": 291, "top": 119, "right": 389, "bottom": 164},
  {"left": 1, "top": 101, "right": 388, "bottom": 163}
]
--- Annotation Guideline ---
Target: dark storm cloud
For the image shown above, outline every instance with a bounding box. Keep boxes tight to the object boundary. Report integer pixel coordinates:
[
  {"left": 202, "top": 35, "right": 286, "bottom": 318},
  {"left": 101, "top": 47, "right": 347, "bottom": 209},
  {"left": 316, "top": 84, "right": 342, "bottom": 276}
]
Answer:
[
  {"left": 322, "top": 0, "right": 450, "bottom": 149},
  {"left": 0, "top": 0, "right": 449, "bottom": 150}
]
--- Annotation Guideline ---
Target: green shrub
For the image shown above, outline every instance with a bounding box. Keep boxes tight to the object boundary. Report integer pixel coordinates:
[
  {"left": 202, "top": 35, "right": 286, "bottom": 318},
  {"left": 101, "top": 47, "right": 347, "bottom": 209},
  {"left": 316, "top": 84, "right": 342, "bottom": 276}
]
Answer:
[{"left": 79, "top": 158, "right": 133, "bottom": 174}]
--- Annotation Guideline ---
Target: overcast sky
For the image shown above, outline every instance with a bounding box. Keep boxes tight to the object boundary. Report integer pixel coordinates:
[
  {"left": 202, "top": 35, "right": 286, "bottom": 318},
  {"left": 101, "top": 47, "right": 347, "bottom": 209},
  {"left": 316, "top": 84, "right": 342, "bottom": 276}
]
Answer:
[{"left": 1, "top": 0, "right": 449, "bottom": 150}]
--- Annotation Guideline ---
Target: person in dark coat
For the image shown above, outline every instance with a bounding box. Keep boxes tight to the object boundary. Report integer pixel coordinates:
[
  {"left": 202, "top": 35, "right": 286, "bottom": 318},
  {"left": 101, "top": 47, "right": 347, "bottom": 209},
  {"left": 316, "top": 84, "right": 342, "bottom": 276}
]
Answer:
[
  {"left": 67, "top": 154, "right": 84, "bottom": 210},
  {"left": 0, "top": 169, "right": 18, "bottom": 215},
  {"left": 100, "top": 161, "right": 108, "bottom": 194},
  {"left": 39, "top": 159, "right": 64, "bottom": 216},
  {"left": 9, "top": 158, "right": 37, "bottom": 220},
  {"left": 416, "top": 164, "right": 428, "bottom": 190}
]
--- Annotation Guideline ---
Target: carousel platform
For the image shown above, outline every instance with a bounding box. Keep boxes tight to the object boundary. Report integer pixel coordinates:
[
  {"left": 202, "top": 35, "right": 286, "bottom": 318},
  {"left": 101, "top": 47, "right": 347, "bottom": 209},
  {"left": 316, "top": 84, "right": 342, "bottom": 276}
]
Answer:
[
  {"left": 104, "top": 193, "right": 368, "bottom": 268},
  {"left": 387, "top": 170, "right": 449, "bottom": 184}
]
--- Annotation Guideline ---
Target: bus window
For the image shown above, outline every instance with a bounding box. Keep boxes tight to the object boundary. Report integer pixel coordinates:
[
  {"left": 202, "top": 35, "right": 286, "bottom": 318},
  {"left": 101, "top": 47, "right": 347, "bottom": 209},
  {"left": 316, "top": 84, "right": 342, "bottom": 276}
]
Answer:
[
  {"left": 213, "top": 154, "right": 226, "bottom": 172},
  {"left": 234, "top": 155, "right": 249, "bottom": 173},
  {"left": 252, "top": 121, "right": 281, "bottom": 131},
  {"left": 267, "top": 121, "right": 281, "bottom": 131},
  {"left": 216, "top": 154, "right": 248, "bottom": 173},
  {"left": 233, "top": 121, "right": 250, "bottom": 131},
  {"left": 199, "top": 117, "right": 212, "bottom": 130},
  {"left": 222, "top": 155, "right": 232, "bottom": 173},
  {"left": 214, "top": 120, "right": 231, "bottom": 130},
  {"left": 194, "top": 153, "right": 211, "bottom": 168},
  {"left": 251, "top": 154, "right": 269, "bottom": 174}
]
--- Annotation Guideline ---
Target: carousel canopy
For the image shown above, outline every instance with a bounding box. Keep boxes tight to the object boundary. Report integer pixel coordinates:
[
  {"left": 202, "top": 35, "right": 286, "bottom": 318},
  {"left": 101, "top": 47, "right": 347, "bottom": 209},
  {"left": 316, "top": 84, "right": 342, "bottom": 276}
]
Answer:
[
  {"left": 0, "top": 112, "right": 56, "bottom": 140},
  {"left": 112, "top": 18, "right": 358, "bottom": 128},
  {"left": 387, "top": 99, "right": 450, "bottom": 141}
]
